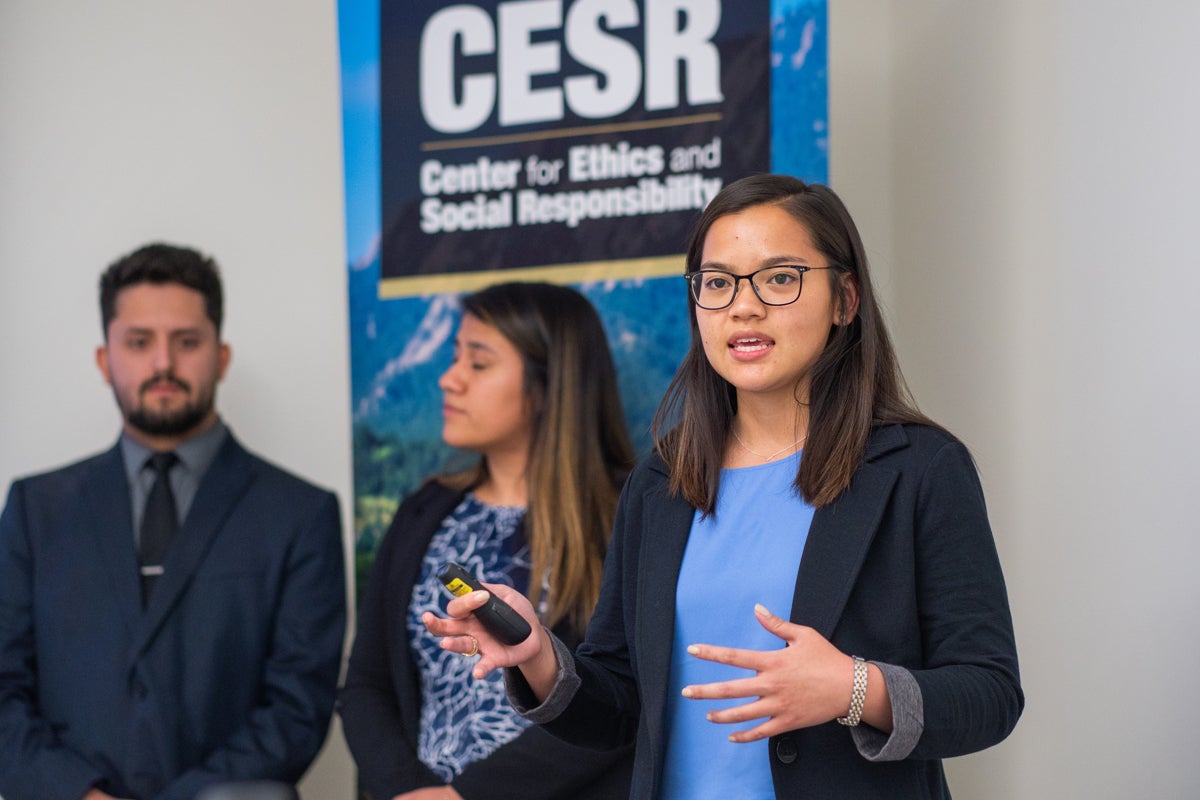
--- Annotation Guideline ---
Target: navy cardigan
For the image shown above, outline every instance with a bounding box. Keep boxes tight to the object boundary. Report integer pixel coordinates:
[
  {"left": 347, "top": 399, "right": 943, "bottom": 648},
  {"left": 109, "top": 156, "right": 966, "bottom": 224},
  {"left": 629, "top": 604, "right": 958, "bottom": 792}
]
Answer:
[{"left": 338, "top": 480, "right": 632, "bottom": 800}]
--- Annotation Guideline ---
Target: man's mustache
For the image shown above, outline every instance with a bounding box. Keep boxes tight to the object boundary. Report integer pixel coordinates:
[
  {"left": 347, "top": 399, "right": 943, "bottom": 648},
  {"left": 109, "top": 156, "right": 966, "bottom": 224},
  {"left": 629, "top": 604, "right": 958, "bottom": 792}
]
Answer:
[{"left": 138, "top": 373, "right": 191, "bottom": 395}]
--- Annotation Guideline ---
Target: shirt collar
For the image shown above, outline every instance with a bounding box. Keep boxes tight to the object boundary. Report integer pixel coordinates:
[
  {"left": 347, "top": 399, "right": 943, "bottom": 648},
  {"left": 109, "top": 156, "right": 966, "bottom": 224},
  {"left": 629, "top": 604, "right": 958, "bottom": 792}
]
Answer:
[{"left": 120, "top": 417, "right": 229, "bottom": 481}]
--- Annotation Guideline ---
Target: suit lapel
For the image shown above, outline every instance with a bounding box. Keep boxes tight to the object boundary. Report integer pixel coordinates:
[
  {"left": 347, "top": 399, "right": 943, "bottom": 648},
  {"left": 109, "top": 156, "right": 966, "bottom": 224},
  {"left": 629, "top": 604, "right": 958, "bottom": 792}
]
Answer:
[
  {"left": 134, "top": 436, "right": 255, "bottom": 655},
  {"left": 81, "top": 445, "right": 143, "bottom": 637},
  {"left": 789, "top": 425, "right": 907, "bottom": 636}
]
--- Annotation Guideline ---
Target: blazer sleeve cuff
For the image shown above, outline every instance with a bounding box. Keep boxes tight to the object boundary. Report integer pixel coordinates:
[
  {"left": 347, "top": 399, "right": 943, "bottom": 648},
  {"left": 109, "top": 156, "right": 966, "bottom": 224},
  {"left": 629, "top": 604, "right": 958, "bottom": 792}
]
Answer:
[
  {"left": 851, "top": 661, "right": 925, "bottom": 761},
  {"left": 503, "top": 628, "right": 580, "bottom": 725}
]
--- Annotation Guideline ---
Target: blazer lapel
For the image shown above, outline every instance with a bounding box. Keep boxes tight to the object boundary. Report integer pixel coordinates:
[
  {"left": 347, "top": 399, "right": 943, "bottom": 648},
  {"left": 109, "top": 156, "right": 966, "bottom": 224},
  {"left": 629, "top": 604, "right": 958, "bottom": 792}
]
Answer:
[
  {"left": 81, "top": 445, "right": 143, "bottom": 637},
  {"left": 633, "top": 464, "right": 695, "bottom": 774},
  {"left": 134, "top": 436, "right": 255, "bottom": 655},
  {"left": 790, "top": 426, "right": 908, "bottom": 636}
]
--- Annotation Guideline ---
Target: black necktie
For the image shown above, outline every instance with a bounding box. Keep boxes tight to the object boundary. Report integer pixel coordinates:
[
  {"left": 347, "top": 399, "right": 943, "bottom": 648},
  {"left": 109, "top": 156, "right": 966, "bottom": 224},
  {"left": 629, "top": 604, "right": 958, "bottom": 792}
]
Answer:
[{"left": 139, "top": 451, "right": 178, "bottom": 604}]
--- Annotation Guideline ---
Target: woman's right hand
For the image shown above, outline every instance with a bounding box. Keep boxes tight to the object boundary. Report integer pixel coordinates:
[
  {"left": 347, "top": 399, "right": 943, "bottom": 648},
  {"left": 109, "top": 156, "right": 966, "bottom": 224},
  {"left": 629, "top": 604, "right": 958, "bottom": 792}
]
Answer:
[{"left": 422, "top": 581, "right": 558, "bottom": 691}]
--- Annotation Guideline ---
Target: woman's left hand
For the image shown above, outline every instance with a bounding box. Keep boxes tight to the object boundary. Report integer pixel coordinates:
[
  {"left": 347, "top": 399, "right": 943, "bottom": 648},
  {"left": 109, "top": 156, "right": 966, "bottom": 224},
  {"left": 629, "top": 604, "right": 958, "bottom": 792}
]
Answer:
[{"left": 681, "top": 604, "right": 878, "bottom": 742}]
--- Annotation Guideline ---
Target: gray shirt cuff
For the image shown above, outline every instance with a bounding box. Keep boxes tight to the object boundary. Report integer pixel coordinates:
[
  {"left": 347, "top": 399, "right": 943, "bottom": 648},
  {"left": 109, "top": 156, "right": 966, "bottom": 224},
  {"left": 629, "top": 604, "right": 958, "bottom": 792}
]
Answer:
[
  {"left": 503, "top": 628, "right": 581, "bottom": 724},
  {"left": 850, "top": 661, "right": 924, "bottom": 761}
]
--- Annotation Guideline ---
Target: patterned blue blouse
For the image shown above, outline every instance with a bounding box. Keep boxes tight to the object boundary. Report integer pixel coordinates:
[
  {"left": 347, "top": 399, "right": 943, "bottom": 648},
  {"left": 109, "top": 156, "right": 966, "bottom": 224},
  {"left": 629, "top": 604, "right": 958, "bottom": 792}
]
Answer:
[{"left": 407, "top": 493, "right": 532, "bottom": 781}]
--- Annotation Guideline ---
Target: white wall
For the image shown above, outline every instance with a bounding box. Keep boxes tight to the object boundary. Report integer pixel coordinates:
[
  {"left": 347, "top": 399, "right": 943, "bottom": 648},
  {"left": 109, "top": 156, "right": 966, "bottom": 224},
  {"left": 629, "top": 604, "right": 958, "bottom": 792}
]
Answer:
[
  {"left": 0, "top": 1, "right": 356, "bottom": 798},
  {"left": 4, "top": 1, "right": 1199, "bottom": 798},
  {"left": 831, "top": 1, "right": 1200, "bottom": 797}
]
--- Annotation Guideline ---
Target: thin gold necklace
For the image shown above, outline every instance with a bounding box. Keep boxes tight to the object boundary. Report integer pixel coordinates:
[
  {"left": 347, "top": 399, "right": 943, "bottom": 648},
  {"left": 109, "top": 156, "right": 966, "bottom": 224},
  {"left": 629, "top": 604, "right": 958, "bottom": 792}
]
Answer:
[{"left": 731, "top": 429, "right": 809, "bottom": 462}]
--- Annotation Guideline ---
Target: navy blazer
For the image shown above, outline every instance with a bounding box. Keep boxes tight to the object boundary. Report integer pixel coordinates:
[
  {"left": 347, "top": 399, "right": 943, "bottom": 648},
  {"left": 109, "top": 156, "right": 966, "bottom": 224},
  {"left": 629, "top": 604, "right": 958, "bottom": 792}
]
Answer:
[
  {"left": 0, "top": 434, "right": 346, "bottom": 800},
  {"left": 339, "top": 480, "right": 632, "bottom": 800},
  {"left": 536, "top": 424, "right": 1023, "bottom": 799}
]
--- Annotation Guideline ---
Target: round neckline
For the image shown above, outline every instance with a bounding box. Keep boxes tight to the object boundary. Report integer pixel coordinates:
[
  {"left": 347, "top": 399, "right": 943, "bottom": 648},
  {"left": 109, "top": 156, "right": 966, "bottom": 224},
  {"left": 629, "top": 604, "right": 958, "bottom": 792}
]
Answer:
[
  {"left": 721, "top": 448, "right": 803, "bottom": 473},
  {"left": 465, "top": 491, "right": 527, "bottom": 512}
]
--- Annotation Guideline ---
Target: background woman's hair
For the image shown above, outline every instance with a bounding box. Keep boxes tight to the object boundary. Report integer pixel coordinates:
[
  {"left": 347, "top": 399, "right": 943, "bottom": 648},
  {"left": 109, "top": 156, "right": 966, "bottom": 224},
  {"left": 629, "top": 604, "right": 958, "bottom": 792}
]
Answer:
[
  {"left": 442, "top": 282, "right": 635, "bottom": 630},
  {"left": 653, "top": 174, "right": 940, "bottom": 511}
]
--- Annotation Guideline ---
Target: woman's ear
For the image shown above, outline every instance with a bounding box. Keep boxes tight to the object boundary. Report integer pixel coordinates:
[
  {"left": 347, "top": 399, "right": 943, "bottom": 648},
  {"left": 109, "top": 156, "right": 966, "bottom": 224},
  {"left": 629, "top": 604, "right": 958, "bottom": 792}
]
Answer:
[{"left": 838, "top": 272, "right": 861, "bottom": 325}]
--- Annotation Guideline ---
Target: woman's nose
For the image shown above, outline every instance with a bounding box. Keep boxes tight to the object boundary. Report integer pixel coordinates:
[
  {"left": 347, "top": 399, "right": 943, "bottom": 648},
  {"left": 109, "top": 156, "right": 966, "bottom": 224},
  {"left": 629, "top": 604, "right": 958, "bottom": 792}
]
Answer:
[
  {"left": 438, "top": 362, "right": 462, "bottom": 392},
  {"left": 727, "top": 276, "right": 766, "bottom": 318}
]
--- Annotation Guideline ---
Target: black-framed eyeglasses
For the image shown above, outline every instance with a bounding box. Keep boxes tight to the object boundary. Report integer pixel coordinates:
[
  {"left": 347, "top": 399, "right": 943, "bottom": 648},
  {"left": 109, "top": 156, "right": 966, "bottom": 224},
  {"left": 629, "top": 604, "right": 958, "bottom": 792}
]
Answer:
[{"left": 684, "top": 265, "right": 837, "bottom": 310}]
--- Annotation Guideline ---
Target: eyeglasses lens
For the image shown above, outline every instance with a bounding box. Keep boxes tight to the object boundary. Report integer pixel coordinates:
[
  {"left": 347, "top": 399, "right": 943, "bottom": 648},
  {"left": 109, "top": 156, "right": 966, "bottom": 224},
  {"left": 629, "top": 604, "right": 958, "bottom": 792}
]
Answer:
[{"left": 689, "top": 267, "right": 803, "bottom": 309}]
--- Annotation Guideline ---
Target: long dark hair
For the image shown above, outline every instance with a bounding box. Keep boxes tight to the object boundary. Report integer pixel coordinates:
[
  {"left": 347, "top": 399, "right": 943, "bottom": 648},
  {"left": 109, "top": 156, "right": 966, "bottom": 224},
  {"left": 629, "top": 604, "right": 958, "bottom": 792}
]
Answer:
[
  {"left": 442, "top": 282, "right": 635, "bottom": 630},
  {"left": 652, "top": 174, "right": 939, "bottom": 510}
]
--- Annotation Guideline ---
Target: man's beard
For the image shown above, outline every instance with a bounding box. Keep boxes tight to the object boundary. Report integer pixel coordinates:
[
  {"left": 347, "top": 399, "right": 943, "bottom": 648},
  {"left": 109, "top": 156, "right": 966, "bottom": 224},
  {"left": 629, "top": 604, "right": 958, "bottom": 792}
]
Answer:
[{"left": 120, "top": 373, "right": 215, "bottom": 438}]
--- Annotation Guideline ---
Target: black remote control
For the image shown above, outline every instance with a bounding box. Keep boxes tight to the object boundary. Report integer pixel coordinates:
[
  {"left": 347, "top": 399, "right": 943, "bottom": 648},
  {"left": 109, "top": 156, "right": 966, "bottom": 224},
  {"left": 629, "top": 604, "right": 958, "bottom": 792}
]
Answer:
[{"left": 436, "top": 562, "right": 533, "bottom": 646}]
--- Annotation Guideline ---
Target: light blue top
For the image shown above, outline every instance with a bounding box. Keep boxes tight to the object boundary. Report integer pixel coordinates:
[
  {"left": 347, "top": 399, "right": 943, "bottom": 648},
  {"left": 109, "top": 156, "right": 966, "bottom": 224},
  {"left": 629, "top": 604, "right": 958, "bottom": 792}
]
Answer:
[{"left": 662, "top": 451, "right": 815, "bottom": 800}]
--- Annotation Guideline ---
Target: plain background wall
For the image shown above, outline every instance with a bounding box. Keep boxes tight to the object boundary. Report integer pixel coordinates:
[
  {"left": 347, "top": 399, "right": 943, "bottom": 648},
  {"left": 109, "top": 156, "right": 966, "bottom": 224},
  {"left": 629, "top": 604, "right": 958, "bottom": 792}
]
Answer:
[
  {"left": 830, "top": 2, "right": 1200, "bottom": 798},
  {"left": 0, "top": 2, "right": 356, "bottom": 798},
  {"left": 2, "top": 1, "right": 1198, "bottom": 798}
]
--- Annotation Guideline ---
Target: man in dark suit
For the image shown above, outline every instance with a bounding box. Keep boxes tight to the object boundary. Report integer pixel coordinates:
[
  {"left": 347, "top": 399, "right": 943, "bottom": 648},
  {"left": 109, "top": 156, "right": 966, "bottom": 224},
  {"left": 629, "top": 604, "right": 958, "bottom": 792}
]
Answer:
[{"left": 0, "top": 243, "right": 347, "bottom": 800}]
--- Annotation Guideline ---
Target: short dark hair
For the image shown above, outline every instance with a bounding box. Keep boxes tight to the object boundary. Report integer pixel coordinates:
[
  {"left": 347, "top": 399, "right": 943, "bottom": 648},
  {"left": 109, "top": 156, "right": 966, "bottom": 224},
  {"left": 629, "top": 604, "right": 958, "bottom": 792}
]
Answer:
[{"left": 99, "top": 242, "right": 224, "bottom": 337}]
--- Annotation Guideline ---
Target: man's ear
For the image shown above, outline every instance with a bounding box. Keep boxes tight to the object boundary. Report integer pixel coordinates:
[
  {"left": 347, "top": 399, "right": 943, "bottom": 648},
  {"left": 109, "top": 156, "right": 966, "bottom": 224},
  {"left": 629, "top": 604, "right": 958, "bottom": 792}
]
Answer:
[
  {"left": 217, "top": 342, "right": 231, "bottom": 380},
  {"left": 96, "top": 344, "right": 113, "bottom": 386}
]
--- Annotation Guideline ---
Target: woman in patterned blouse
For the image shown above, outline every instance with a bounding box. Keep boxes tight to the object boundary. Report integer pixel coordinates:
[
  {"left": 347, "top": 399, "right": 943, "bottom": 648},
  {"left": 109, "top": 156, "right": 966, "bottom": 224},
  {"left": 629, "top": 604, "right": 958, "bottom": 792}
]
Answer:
[{"left": 340, "top": 282, "right": 636, "bottom": 800}]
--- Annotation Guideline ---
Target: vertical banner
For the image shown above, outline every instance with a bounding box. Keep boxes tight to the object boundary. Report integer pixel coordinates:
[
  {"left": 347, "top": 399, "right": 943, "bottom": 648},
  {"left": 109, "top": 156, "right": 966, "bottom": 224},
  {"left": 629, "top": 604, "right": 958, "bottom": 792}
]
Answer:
[{"left": 338, "top": 0, "right": 828, "bottom": 584}]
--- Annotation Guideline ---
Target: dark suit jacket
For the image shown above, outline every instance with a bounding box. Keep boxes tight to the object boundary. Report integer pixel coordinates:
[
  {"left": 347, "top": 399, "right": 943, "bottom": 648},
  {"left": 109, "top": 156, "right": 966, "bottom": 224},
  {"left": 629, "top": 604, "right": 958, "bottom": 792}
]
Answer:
[
  {"left": 338, "top": 480, "right": 632, "bottom": 800},
  {"left": 533, "top": 424, "right": 1023, "bottom": 799},
  {"left": 0, "top": 434, "right": 346, "bottom": 800}
]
